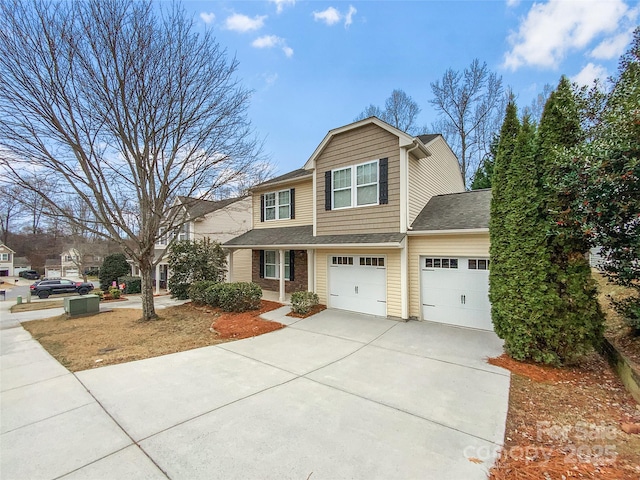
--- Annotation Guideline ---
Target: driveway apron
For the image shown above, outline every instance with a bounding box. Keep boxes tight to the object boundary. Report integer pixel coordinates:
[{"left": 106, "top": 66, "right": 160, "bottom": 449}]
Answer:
[{"left": 1, "top": 306, "right": 510, "bottom": 480}]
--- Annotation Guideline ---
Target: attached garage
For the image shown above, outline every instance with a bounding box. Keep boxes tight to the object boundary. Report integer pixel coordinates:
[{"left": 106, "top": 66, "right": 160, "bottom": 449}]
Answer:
[
  {"left": 328, "top": 255, "right": 387, "bottom": 316},
  {"left": 65, "top": 268, "right": 79, "bottom": 278},
  {"left": 420, "top": 256, "right": 491, "bottom": 330}
]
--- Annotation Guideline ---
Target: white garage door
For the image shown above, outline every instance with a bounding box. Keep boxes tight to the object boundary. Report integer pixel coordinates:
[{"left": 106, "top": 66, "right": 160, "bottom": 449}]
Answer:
[
  {"left": 65, "top": 268, "right": 79, "bottom": 278},
  {"left": 46, "top": 269, "right": 61, "bottom": 278},
  {"left": 420, "top": 257, "right": 492, "bottom": 330},
  {"left": 329, "top": 255, "right": 386, "bottom": 317}
]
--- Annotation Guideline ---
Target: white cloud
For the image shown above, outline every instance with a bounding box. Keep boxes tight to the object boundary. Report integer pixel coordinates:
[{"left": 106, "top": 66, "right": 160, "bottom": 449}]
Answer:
[
  {"left": 252, "top": 35, "right": 294, "bottom": 57},
  {"left": 263, "top": 73, "right": 279, "bottom": 87},
  {"left": 504, "top": 0, "right": 629, "bottom": 70},
  {"left": 506, "top": 0, "right": 521, "bottom": 7},
  {"left": 225, "top": 13, "right": 267, "bottom": 33},
  {"left": 313, "top": 6, "right": 341, "bottom": 25},
  {"left": 269, "top": 0, "right": 295, "bottom": 14},
  {"left": 591, "top": 27, "right": 635, "bottom": 59},
  {"left": 572, "top": 63, "right": 609, "bottom": 86},
  {"left": 200, "top": 12, "right": 215, "bottom": 24},
  {"left": 345, "top": 5, "right": 357, "bottom": 27}
]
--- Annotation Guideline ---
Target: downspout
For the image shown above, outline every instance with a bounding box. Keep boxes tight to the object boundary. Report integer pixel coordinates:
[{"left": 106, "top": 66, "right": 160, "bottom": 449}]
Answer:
[{"left": 400, "top": 142, "right": 421, "bottom": 321}]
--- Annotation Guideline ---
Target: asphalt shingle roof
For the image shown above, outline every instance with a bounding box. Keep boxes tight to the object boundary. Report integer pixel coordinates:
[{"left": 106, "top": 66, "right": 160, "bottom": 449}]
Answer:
[
  {"left": 177, "top": 196, "right": 246, "bottom": 220},
  {"left": 417, "top": 134, "right": 440, "bottom": 145},
  {"left": 251, "top": 169, "right": 312, "bottom": 190},
  {"left": 224, "top": 225, "right": 405, "bottom": 247},
  {"left": 411, "top": 189, "right": 491, "bottom": 231}
]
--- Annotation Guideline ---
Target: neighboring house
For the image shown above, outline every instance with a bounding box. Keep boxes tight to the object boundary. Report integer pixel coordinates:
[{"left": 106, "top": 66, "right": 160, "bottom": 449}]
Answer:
[
  {"left": 225, "top": 117, "right": 494, "bottom": 330},
  {"left": 130, "top": 195, "right": 252, "bottom": 293},
  {"left": 13, "top": 257, "right": 31, "bottom": 276},
  {"left": 0, "top": 243, "right": 15, "bottom": 277},
  {"left": 45, "top": 247, "right": 106, "bottom": 278}
]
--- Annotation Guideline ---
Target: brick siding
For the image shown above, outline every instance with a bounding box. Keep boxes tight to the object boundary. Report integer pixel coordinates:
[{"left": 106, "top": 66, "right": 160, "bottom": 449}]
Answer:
[{"left": 252, "top": 249, "right": 308, "bottom": 293}]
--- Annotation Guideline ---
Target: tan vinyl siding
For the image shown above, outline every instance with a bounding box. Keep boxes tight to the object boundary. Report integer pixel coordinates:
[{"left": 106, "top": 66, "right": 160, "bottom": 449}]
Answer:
[
  {"left": 192, "top": 197, "right": 252, "bottom": 244},
  {"left": 252, "top": 179, "right": 313, "bottom": 229},
  {"left": 316, "top": 124, "right": 401, "bottom": 235},
  {"left": 231, "top": 249, "right": 252, "bottom": 282},
  {"left": 314, "top": 248, "right": 402, "bottom": 318},
  {"left": 407, "top": 233, "right": 490, "bottom": 318},
  {"left": 408, "top": 136, "right": 465, "bottom": 225}
]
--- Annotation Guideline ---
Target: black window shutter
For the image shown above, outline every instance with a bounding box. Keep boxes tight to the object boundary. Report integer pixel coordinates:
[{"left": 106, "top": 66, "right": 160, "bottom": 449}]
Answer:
[
  {"left": 290, "top": 188, "right": 295, "bottom": 219},
  {"left": 289, "top": 250, "right": 295, "bottom": 281},
  {"left": 324, "top": 171, "right": 332, "bottom": 210},
  {"left": 260, "top": 195, "right": 265, "bottom": 222},
  {"left": 379, "top": 158, "right": 388, "bottom": 204},
  {"left": 259, "top": 250, "right": 264, "bottom": 278}
]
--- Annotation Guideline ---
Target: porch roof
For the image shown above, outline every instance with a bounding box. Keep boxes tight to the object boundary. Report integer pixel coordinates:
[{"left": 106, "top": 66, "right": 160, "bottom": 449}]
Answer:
[{"left": 224, "top": 225, "right": 405, "bottom": 249}]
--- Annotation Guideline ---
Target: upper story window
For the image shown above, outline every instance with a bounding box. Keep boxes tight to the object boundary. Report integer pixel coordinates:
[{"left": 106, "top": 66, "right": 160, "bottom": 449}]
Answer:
[
  {"left": 325, "top": 158, "right": 387, "bottom": 211},
  {"left": 0, "top": 253, "right": 10, "bottom": 261},
  {"left": 261, "top": 188, "right": 295, "bottom": 222},
  {"left": 177, "top": 224, "right": 189, "bottom": 242},
  {"left": 332, "top": 160, "right": 378, "bottom": 209}
]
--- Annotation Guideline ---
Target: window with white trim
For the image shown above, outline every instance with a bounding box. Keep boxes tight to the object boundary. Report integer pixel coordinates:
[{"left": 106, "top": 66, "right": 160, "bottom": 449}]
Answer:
[
  {"left": 424, "top": 258, "right": 458, "bottom": 269},
  {"left": 264, "top": 190, "right": 291, "bottom": 220},
  {"left": 468, "top": 259, "right": 490, "bottom": 270},
  {"left": 359, "top": 257, "right": 385, "bottom": 267},
  {"left": 332, "top": 256, "right": 354, "bottom": 265},
  {"left": 332, "top": 160, "right": 378, "bottom": 209},
  {"left": 264, "top": 250, "right": 290, "bottom": 279},
  {"left": 0, "top": 253, "right": 9, "bottom": 261}
]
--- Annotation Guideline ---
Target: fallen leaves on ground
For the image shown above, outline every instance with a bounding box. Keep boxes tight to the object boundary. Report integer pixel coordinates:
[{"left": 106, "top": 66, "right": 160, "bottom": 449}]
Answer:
[{"left": 211, "top": 300, "right": 285, "bottom": 339}]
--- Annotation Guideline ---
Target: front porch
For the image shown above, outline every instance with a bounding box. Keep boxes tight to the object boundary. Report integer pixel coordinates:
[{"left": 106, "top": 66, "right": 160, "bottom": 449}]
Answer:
[{"left": 261, "top": 290, "right": 292, "bottom": 305}]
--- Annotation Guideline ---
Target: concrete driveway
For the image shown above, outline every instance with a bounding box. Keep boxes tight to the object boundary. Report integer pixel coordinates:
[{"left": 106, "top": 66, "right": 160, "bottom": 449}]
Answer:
[{"left": 1, "top": 307, "right": 509, "bottom": 480}]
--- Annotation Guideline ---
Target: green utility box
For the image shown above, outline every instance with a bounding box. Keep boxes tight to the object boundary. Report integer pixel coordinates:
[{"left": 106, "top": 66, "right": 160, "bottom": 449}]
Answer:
[{"left": 65, "top": 295, "right": 100, "bottom": 317}]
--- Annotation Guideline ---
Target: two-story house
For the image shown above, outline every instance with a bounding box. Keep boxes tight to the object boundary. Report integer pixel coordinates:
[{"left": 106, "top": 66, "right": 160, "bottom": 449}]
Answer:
[
  {"left": 45, "top": 247, "right": 105, "bottom": 278},
  {"left": 135, "top": 195, "right": 253, "bottom": 293},
  {"left": 225, "top": 117, "right": 493, "bottom": 330},
  {"left": 0, "top": 243, "right": 15, "bottom": 277}
]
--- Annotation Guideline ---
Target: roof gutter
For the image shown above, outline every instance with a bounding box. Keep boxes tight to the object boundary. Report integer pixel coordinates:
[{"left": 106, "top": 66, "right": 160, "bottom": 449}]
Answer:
[
  {"left": 249, "top": 173, "right": 313, "bottom": 193},
  {"left": 407, "top": 228, "right": 489, "bottom": 236},
  {"left": 224, "top": 242, "right": 404, "bottom": 250}
]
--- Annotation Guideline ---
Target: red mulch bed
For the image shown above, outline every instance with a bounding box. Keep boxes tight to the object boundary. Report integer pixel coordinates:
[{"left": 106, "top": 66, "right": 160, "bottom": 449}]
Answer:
[
  {"left": 210, "top": 300, "right": 285, "bottom": 339},
  {"left": 286, "top": 304, "right": 327, "bottom": 319},
  {"left": 488, "top": 353, "right": 640, "bottom": 480}
]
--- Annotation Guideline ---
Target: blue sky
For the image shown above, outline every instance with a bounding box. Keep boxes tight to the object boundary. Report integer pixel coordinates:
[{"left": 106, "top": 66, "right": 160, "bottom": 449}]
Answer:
[{"left": 178, "top": 0, "right": 639, "bottom": 176}]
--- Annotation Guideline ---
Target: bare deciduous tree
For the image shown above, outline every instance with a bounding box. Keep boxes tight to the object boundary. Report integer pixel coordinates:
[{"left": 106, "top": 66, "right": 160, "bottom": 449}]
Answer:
[
  {"left": 0, "top": 184, "right": 23, "bottom": 245},
  {"left": 355, "top": 89, "right": 421, "bottom": 134},
  {"left": 430, "top": 59, "right": 504, "bottom": 187},
  {"left": 0, "top": 0, "right": 262, "bottom": 320}
]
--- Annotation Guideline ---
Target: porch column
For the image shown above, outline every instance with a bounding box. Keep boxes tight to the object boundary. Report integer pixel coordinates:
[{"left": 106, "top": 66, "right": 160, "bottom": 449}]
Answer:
[
  {"left": 227, "top": 250, "right": 234, "bottom": 283},
  {"left": 307, "top": 249, "right": 315, "bottom": 292},
  {"left": 278, "top": 249, "right": 285, "bottom": 302},
  {"left": 155, "top": 264, "right": 160, "bottom": 295}
]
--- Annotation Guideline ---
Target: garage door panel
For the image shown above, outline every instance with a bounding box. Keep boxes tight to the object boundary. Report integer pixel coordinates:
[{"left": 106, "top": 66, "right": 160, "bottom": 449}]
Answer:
[
  {"left": 329, "top": 257, "right": 386, "bottom": 317},
  {"left": 420, "top": 257, "right": 492, "bottom": 331}
]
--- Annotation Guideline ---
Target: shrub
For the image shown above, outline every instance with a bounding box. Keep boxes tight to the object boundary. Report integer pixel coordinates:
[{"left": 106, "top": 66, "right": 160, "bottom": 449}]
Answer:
[
  {"left": 203, "top": 283, "right": 225, "bottom": 307},
  {"left": 118, "top": 276, "right": 141, "bottom": 294},
  {"left": 291, "top": 291, "right": 319, "bottom": 315},
  {"left": 169, "top": 282, "right": 190, "bottom": 300},
  {"left": 109, "top": 287, "right": 121, "bottom": 299},
  {"left": 217, "top": 282, "right": 262, "bottom": 312},
  {"left": 99, "top": 253, "right": 130, "bottom": 290},
  {"left": 93, "top": 289, "right": 104, "bottom": 300},
  {"left": 188, "top": 280, "right": 218, "bottom": 305},
  {"left": 613, "top": 296, "right": 640, "bottom": 335}
]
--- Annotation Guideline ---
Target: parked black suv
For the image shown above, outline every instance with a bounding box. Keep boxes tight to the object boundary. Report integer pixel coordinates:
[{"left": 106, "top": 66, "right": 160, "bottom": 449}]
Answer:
[
  {"left": 30, "top": 279, "right": 94, "bottom": 299},
  {"left": 19, "top": 270, "right": 40, "bottom": 280}
]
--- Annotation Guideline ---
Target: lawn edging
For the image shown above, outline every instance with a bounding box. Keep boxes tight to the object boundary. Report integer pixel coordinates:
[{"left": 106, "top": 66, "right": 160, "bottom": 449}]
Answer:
[{"left": 601, "top": 337, "right": 640, "bottom": 403}]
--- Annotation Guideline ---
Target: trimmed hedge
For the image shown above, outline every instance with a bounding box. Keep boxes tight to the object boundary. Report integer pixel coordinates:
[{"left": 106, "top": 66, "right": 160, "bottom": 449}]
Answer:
[
  {"left": 188, "top": 280, "right": 219, "bottom": 305},
  {"left": 291, "top": 291, "right": 319, "bottom": 315},
  {"left": 217, "top": 282, "right": 262, "bottom": 312},
  {"left": 187, "top": 281, "right": 262, "bottom": 313},
  {"left": 118, "top": 276, "right": 141, "bottom": 294}
]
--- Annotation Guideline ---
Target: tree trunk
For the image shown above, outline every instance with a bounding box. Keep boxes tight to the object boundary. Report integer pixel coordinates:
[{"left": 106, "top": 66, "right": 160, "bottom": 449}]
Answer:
[{"left": 139, "top": 257, "right": 158, "bottom": 321}]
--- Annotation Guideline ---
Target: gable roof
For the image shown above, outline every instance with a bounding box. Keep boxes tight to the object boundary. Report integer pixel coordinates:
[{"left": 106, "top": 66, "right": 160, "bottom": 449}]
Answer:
[
  {"left": 303, "top": 117, "right": 432, "bottom": 170},
  {"left": 416, "top": 134, "right": 440, "bottom": 145},
  {"left": 177, "top": 196, "right": 247, "bottom": 220},
  {"left": 250, "top": 168, "right": 312, "bottom": 191},
  {"left": 411, "top": 189, "right": 491, "bottom": 232},
  {"left": 0, "top": 243, "right": 15, "bottom": 253},
  {"left": 14, "top": 257, "right": 30, "bottom": 266}
]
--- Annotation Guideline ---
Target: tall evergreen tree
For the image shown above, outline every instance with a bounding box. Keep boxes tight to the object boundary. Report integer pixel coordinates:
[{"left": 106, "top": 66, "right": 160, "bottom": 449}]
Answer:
[
  {"left": 470, "top": 134, "right": 499, "bottom": 190},
  {"left": 533, "top": 77, "right": 603, "bottom": 364},
  {"left": 489, "top": 99, "right": 520, "bottom": 337}
]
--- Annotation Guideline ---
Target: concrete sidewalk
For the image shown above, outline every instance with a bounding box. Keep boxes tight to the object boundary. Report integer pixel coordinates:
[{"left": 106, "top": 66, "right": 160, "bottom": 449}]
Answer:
[{"left": 1, "top": 304, "right": 509, "bottom": 480}]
